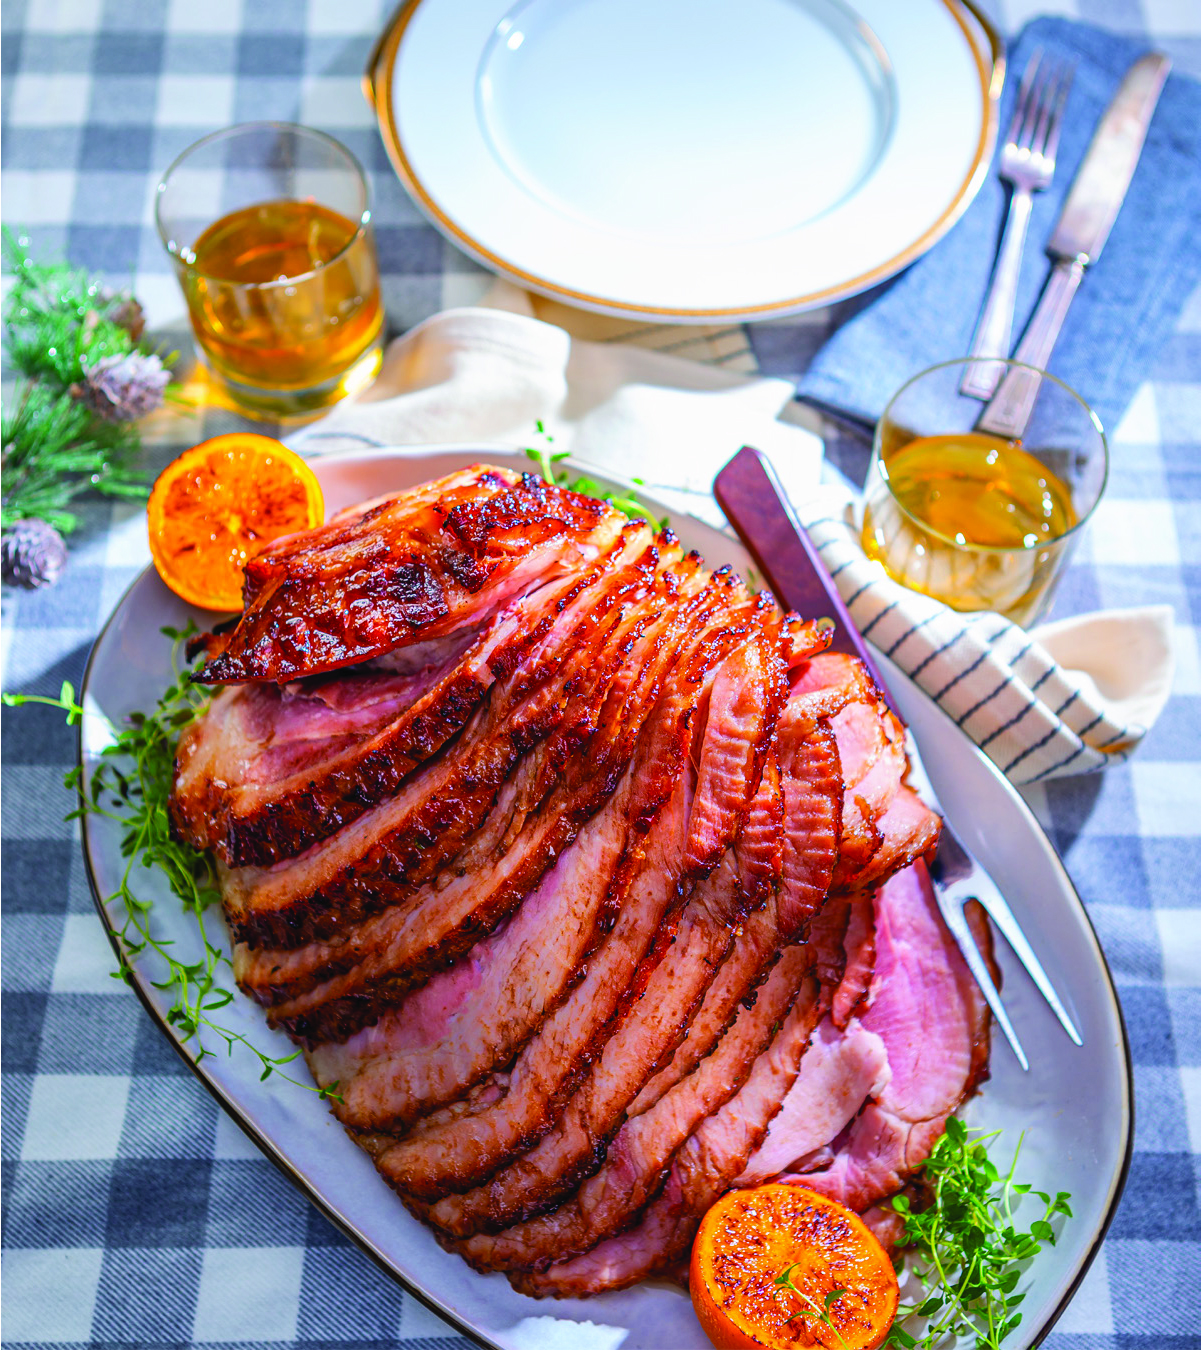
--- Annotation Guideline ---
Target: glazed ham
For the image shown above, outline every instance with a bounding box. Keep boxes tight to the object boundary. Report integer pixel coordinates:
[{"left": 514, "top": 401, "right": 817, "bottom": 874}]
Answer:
[{"left": 169, "top": 464, "right": 990, "bottom": 1301}]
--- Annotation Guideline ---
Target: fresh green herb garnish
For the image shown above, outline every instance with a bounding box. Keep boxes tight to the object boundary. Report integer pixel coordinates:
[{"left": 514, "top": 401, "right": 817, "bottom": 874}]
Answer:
[
  {"left": 524, "top": 428, "right": 668, "bottom": 529},
  {"left": 1, "top": 626, "right": 340, "bottom": 1101},
  {"left": 774, "top": 1266, "right": 850, "bottom": 1346},
  {"left": 884, "top": 1119, "right": 1072, "bottom": 1349}
]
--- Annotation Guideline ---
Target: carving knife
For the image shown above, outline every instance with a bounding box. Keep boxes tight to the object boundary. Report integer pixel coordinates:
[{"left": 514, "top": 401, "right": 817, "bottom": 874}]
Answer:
[
  {"left": 980, "top": 52, "right": 1171, "bottom": 439},
  {"left": 714, "top": 446, "right": 1086, "bottom": 1070}
]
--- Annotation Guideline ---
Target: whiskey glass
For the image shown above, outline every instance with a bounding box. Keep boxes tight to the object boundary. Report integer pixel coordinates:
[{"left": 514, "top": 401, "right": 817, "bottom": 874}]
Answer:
[
  {"left": 155, "top": 122, "right": 384, "bottom": 419},
  {"left": 861, "top": 359, "right": 1108, "bottom": 626}
]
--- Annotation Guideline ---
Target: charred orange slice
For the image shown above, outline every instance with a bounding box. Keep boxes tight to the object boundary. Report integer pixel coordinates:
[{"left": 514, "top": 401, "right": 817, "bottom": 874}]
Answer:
[
  {"left": 690, "top": 1184, "right": 900, "bottom": 1349},
  {"left": 148, "top": 433, "right": 324, "bottom": 611}
]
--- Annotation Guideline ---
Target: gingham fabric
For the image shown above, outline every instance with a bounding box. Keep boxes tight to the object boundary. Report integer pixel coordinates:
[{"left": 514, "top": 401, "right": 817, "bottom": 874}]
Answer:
[{"left": 1, "top": 2, "right": 1198, "bottom": 1347}]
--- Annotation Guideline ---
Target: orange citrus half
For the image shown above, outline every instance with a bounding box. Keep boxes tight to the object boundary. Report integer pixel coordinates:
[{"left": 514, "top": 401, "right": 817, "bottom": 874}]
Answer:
[
  {"left": 147, "top": 433, "right": 324, "bottom": 611},
  {"left": 690, "top": 1184, "right": 900, "bottom": 1350}
]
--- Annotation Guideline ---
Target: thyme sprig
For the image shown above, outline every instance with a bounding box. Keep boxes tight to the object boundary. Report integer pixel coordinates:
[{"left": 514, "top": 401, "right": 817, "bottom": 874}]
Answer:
[
  {"left": 1, "top": 626, "right": 340, "bottom": 1101},
  {"left": 524, "top": 422, "right": 667, "bottom": 528},
  {"left": 885, "top": 1119, "right": 1072, "bottom": 1349},
  {"left": 774, "top": 1267, "right": 850, "bottom": 1347}
]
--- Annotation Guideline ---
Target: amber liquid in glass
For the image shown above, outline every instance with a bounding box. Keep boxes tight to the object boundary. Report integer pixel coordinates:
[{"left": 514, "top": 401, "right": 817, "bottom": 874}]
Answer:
[
  {"left": 862, "top": 432, "right": 1078, "bottom": 624},
  {"left": 183, "top": 199, "right": 383, "bottom": 392}
]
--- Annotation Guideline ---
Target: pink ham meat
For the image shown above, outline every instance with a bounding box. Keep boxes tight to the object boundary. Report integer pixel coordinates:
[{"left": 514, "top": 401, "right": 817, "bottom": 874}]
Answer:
[
  {"left": 366, "top": 772, "right": 695, "bottom": 1186},
  {"left": 315, "top": 583, "right": 772, "bottom": 1145},
  {"left": 787, "top": 861, "right": 991, "bottom": 1211},
  {"left": 240, "top": 569, "right": 723, "bottom": 1045},
  {"left": 419, "top": 801, "right": 768, "bottom": 1239},
  {"left": 735, "top": 1016, "right": 890, "bottom": 1185},
  {"left": 299, "top": 769, "right": 632, "bottom": 1122},
  {"left": 683, "top": 628, "right": 787, "bottom": 876},
  {"left": 437, "top": 711, "right": 841, "bottom": 1270},
  {"left": 458, "top": 944, "right": 814, "bottom": 1275},
  {"left": 164, "top": 463, "right": 987, "bottom": 1298},
  {"left": 173, "top": 530, "right": 650, "bottom": 866},
  {"left": 827, "top": 695, "right": 908, "bottom": 890},
  {"left": 514, "top": 975, "right": 825, "bottom": 1298},
  {"left": 209, "top": 538, "right": 693, "bottom": 948},
  {"left": 372, "top": 772, "right": 691, "bottom": 1193},
  {"left": 521, "top": 860, "right": 989, "bottom": 1299},
  {"left": 832, "top": 895, "right": 876, "bottom": 1028}
]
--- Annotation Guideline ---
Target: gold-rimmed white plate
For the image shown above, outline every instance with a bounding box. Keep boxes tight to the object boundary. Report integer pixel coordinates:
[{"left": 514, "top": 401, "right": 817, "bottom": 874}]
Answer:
[
  {"left": 80, "top": 448, "right": 1129, "bottom": 1350},
  {"left": 366, "top": 0, "right": 1003, "bottom": 321}
]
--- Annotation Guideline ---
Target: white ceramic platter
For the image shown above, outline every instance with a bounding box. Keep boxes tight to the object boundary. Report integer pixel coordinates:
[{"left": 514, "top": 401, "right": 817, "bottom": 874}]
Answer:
[
  {"left": 80, "top": 448, "right": 1130, "bottom": 1350},
  {"left": 365, "top": 0, "right": 1002, "bottom": 321}
]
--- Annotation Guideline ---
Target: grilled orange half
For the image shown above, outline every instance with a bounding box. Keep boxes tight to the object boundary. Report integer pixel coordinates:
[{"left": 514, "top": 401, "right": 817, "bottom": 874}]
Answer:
[
  {"left": 147, "top": 433, "right": 324, "bottom": 611},
  {"left": 690, "top": 1184, "right": 900, "bottom": 1349}
]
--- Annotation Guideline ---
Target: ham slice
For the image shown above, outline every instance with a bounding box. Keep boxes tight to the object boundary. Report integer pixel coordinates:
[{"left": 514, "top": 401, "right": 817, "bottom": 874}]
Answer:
[
  {"left": 299, "top": 772, "right": 631, "bottom": 1120},
  {"left": 735, "top": 1016, "right": 890, "bottom": 1186},
  {"left": 366, "top": 772, "right": 694, "bottom": 1187},
  {"left": 193, "top": 466, "right": 626, "bottom": 684},
  {"left": 219, "top": 547, "right": 711, "bottom": 949},
  {"left": 789, "top": 861, "right": 991, "bottom": 1211},
  {"left": 173, "top": 538, "right": 646, "bottom": 867},
  {"left": 460, "top": 944, "right": 813, "bottom": 1275},
  {"left": 832, "top": 894, "right": 876, "bottom": 1028}
]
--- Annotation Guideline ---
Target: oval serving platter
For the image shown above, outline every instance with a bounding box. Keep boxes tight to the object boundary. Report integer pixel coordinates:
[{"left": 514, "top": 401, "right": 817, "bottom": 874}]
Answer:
[
  {"left": 365, "top": 0, "right": 1004, "bottom": 321},
  {"left": 79, "top": 447, "right": 1130, "bottom": 1350}
]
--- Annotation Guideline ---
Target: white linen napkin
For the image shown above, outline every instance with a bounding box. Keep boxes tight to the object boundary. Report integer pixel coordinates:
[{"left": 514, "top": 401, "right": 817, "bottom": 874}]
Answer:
[{"left": 289, "top": 301, "right": 1173, "bottom": 786}]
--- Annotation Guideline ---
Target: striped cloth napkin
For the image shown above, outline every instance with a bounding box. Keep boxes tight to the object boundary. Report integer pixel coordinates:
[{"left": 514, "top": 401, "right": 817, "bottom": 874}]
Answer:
[
  {"left": 796, "top": 490, "right": 1173, "bottom": 783},
  {"left": 291, "top": 300, "right": 1173, "bottom": 786}
]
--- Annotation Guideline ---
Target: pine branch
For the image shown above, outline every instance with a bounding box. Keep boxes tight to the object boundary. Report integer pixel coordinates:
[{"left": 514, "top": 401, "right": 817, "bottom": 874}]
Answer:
[
  {"left": 1, "top": 381, "right": 143, "bottom": 533},
  {"left": 1, "top": 227, "right": 175, "bottom": 540}
]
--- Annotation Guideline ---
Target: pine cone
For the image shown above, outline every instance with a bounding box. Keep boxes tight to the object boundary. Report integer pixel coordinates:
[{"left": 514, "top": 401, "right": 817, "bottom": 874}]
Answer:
[
  {"left": 108, "top": 298, "right": 146, "bottom": 343},
  {"left": 77, "top": 351, "right": 170, "bottom": 422},
  {"left": 2, "top": 519, "right": 68, "bottom": 589}
]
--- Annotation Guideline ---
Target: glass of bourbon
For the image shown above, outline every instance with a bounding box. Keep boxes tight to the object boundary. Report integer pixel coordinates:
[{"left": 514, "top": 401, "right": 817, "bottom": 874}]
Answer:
[
  {"left": 861, "top": 359, "right": 1108, "bottom": 627},
  {"left": 155, "top": 123, "right": 384, "bottom": 419}
]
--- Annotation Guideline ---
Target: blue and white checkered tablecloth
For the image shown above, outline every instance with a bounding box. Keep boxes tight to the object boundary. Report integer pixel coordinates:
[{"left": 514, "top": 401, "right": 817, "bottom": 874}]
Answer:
[{"left": 1, "top": 1, "right": 1198, "bottom": 1347}]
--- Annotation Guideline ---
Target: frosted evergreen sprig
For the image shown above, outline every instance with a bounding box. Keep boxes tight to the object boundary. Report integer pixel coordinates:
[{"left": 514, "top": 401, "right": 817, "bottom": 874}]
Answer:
[{"left": 1, "top": 227, "right": 181, "bottom": 542}]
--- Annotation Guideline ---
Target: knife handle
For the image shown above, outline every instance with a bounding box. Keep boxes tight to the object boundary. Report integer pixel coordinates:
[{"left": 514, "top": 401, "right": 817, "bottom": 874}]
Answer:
[{"left": 976, "top": 256, "right": 1087, "bottom": 440}]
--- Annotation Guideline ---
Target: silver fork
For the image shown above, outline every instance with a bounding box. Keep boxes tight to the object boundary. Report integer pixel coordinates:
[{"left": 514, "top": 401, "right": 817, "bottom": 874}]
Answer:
[{"left": 961, "top": 50, "right": 1075, "bottom": 400}]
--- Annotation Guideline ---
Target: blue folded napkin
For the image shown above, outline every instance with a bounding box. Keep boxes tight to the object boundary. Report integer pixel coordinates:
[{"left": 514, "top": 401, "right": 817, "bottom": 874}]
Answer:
[{"left": 796, "top": 17, "right": 1201, "bottom": 438}]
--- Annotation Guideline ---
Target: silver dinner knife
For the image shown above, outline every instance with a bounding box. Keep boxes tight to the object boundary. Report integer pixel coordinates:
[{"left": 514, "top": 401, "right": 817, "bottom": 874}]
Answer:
[
  {"left": 714, "top": 447, "right": 1085, "bottom": 1070},
  {"left": 979, "top": 52, "right": 1171, "bottom": 440}
]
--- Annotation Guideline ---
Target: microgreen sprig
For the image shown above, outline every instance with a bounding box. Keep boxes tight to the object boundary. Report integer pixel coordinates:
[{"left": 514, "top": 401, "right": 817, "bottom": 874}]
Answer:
[
  {"left": 884, "top": 1119, "right": 1072, "bottom": 1349},
  {"left": 774, "top": 1265, "right": 850, "bottom": 1348},
  {"left": 1, "top": 626, "right": 340, "bottom": 1101},
  {"left": 524, "top": 421, "right": 668, "bottom": 528}
]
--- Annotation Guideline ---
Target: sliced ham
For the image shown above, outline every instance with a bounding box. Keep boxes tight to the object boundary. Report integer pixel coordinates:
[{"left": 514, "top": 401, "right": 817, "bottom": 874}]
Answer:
[
  {"left": 422, "top": 848, "right": 755, "bottom": 1240},
  {"left": 514, "top": 976, "right": 824, "bottom": 1298},
  {"left": 460, "top": 944, "right": 813, "bottom": 1275},
  {"left": 193, "top": 466, "right": 626, "bottom": 684},
  {"left": 220, "top": 547, "right": 711, "bottom": 949},
  {"left": 791, "top": 861, "right": 991, "bottom": 1211},
  {"left": 735, "top": 1016, "right": 890, "bottom": 1186},
  {"left": 173, "top": 542, "right": 642, "bottom": 866},
  {"left": 367, "top": 771, "right": 694, "bottom": 1187},
  {"left": 298, "top": 771, "right": 630, "bottom": 1118},
  {"left": 832, "top": 894, "right": 876, "bottom": 1028},
  {"left": 165, "top": 463, "right": 987, "bottom": 1300}
]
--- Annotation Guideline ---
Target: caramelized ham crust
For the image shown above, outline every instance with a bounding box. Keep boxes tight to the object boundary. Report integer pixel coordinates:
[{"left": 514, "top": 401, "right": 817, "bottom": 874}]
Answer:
[
  {"left": 193, "top": 467, "right": 625, "bottom": 684},
  {"left": 166, "top": 463, "right": 989, "bottom": 1302}
]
